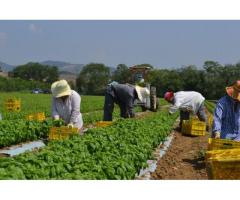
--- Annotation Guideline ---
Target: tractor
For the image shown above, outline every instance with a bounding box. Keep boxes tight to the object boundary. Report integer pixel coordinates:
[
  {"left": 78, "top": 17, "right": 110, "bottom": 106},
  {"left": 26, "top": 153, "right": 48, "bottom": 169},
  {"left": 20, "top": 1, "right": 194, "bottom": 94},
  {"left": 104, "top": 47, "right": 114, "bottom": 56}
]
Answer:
[{"left": 129, "top": 65, "right": 159, "bottom": 112}]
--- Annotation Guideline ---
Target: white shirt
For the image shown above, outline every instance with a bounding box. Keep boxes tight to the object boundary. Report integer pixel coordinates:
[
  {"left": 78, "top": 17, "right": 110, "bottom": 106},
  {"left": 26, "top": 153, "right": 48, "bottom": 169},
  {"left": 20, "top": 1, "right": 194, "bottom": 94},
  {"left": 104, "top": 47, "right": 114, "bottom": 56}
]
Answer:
[
  {"left": 169, "top": 91, "right": 205, "bottom": 114},
  {"left": 52, "top": 90, "right": 83, "bottom": 129}
]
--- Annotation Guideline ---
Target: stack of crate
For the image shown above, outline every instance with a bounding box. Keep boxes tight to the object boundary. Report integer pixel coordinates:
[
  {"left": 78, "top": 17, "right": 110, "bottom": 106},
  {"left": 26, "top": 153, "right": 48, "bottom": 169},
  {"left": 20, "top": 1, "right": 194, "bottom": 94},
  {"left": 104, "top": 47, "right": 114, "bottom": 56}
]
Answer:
[
  {"left": 181, "top": 118, "right": 206, "bottom": 136},
  {"left": 206, "top": 138, "right": 240, "bottom": 179},
  {"left": 5, "top": 98, "right": 21, "bottom": 112}
]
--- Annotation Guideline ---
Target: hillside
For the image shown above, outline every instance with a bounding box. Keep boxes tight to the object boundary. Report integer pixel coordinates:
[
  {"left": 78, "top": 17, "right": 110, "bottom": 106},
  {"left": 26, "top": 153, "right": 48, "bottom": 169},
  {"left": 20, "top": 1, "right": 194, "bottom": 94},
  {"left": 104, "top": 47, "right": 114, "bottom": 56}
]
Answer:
[
  {"left": 0, "top": 61, "right": 15, "bottom": 71},
  {"left": 41, "top": 60, "right": 84, "bottom": 74}
]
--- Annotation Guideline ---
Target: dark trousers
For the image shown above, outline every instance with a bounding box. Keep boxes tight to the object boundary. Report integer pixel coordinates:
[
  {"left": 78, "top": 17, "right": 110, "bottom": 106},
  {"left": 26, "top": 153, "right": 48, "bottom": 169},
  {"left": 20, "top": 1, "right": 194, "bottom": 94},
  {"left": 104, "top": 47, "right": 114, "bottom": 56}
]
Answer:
[
  {"left": 103, "top": 92, "right": 115, "bottom": 121},
  {"left": 103, "top": 86, "right": 130, "bottom": 121},
  {"left": 179, "top": 103, "right": 208, "bottom": 128}
]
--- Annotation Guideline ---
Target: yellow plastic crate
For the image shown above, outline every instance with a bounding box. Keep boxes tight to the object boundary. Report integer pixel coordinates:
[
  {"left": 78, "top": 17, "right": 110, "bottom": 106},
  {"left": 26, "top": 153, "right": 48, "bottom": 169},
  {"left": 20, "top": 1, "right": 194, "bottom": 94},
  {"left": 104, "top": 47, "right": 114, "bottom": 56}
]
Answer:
[
  {"left": 206, "top": 149, "right": 240, "bottom": 179},
  {"left": 26, "top": 114, "right": 34, "bottom": 120},
  {"left": 208, "top": 138, "right": 240, "bottom": 150},
  {"left": 48, "top": 126, "right": 79, "bottom": 140},
  {"left": 95, "top": 121, "right": 113, "bottom": 127},
  {"left": 26, "top": 112, "right": 46, "bottom": 121},
  {"left": 181, "top": 119, "right": 206, "bottom": 136},
  {"left": 35, "top": 112, "right": 45, "bottom": 121},
  {"left": 208, "top": 114, "right": 213, "bottom": 128},
  {"left": 4, "top": 98, "right": 21, "bottom": 112},
  {"left": 181, "top": 120, "right": 190, "bottom": 134}
]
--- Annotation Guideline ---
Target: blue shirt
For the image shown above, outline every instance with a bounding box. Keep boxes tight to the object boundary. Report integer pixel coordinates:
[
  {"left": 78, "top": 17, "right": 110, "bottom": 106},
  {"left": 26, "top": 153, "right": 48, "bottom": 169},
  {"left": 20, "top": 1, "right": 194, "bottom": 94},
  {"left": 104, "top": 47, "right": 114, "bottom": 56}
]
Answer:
[{"left": 213, "top": 95, "right": 240, "bottom": 141}]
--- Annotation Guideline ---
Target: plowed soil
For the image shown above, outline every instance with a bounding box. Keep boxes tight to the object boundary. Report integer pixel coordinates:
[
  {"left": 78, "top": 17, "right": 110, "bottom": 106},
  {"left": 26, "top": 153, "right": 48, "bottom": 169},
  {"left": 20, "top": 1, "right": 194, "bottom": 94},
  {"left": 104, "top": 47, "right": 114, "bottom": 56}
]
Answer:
[{"left": 151, "top": 128, "right": 209, "bottom": 180}]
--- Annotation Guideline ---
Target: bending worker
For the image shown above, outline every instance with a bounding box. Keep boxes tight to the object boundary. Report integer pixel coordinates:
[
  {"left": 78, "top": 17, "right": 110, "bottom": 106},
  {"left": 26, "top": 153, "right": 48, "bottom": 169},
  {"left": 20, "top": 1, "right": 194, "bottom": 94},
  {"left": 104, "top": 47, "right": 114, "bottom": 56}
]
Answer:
[
  {"left": 103, "top": 82, "right": 150, "bottom": 121},
  {"left": 164, "top": 91, "right": 208, "bottom": 129},
  {"left": 212, "top": 80, "right": 240, "bottom": 141},
  {"left": 51, "top": 79, "right": 83, "bottom": 132}
]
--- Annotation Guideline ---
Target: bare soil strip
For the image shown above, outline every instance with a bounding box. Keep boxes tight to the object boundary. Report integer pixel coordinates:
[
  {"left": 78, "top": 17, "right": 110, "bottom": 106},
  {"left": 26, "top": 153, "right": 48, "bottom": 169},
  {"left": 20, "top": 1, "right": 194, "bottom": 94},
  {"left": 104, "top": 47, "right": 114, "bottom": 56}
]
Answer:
[{"left": 151, "top": 128, "right": 209, "bottom": 180}]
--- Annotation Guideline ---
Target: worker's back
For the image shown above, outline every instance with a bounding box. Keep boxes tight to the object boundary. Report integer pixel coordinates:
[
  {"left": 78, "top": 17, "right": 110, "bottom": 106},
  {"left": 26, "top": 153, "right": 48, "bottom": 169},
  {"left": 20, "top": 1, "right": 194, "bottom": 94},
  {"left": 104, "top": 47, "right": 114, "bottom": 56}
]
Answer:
[
  {"left": 111, "top": 84, "right": 136, "bottom": 104},
  {"left": 174, "top": 91, "right": 205, "bottom": 114}
]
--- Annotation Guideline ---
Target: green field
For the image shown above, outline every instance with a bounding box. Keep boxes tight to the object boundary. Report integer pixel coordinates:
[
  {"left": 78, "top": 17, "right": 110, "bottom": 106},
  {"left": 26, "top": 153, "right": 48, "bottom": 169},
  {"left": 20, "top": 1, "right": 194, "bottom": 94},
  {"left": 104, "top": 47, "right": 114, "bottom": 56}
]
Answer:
[{"left": 0, "top": 92, "right": 175, "bottom": 180}]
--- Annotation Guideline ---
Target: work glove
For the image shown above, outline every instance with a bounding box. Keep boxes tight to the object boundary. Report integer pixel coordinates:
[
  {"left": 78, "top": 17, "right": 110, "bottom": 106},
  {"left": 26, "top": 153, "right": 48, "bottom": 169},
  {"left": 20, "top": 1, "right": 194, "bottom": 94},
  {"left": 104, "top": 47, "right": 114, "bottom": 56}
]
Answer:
[
  {"left": 214, "top": 131, "right": 221, "bottom": 139},
  {"left": 67, "top": 123, "right": 74, "bottom": 128}
]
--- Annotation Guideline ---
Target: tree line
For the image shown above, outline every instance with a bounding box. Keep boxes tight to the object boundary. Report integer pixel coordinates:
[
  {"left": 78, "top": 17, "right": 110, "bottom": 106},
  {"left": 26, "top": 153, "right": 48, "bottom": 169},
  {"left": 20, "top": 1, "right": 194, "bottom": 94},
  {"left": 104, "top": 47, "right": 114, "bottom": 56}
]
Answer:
[
  {"left": 6, "top": 61, "right": 240, "bottom": 100},
  {"left": 77, "top": 61, "right": 240, "bottom": 100}
]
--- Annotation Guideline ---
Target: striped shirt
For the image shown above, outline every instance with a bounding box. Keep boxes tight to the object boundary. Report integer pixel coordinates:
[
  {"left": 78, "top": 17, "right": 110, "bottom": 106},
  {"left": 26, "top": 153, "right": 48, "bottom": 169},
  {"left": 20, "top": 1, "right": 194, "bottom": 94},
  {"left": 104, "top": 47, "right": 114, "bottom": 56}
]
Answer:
[
  {"left": 52, "top": 90, "right": 83, "bottom": 129},
  {"left": 213, "top": 95, "right": 240, "bottom": 141}
]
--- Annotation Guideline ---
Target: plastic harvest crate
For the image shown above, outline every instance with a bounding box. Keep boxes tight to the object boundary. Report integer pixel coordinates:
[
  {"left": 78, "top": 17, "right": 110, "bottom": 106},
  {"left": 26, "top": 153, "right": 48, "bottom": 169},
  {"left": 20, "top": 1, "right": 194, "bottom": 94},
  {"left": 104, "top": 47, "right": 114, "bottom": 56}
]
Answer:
[
  {"left": 208, "top": 138, "right": 240, "bottom": 150},
  {"left": 208, "top": 114, "right": 213, "bottom": 128},
  {"left": 181, "top": 119, "right": 206, "bottom": 136},
  {"left": 48, "top": 126, "right": 79, "bottom": 140},
  {"left": 4, "top": 98, "right": 21, "bottom": 112},
  {"left": 95, "top": 121, "right": 113, "bottom": 127},
  {"left": 26, "top": 112, "right": 46, "bottom": 121},
  {"left": 206, "top": 148, "right": 240, "bottom": 179}
]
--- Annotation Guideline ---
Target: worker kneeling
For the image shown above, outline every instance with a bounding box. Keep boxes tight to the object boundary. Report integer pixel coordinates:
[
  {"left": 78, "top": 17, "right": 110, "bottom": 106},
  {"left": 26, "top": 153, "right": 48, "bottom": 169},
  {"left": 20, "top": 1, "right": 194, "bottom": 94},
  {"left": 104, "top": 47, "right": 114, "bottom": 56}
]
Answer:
[
  {"left": 51, "top": 80, "right": 83, "bottom": 133},
  {"left": 103, "top": 82, "right": 150, "bottom": 121}
]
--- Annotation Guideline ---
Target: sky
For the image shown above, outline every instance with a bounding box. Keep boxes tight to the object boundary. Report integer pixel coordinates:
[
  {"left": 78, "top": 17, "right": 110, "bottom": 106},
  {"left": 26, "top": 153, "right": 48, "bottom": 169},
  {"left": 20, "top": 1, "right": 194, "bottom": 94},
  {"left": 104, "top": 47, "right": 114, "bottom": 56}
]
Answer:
[{"left": 0, "top": 20, "right": 240, "bottom": 68}]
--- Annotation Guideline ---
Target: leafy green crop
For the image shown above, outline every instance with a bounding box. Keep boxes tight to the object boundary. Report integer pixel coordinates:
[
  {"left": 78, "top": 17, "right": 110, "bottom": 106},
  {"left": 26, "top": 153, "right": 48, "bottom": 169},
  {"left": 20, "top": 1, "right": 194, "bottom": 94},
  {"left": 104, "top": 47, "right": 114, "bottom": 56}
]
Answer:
[
  {"left": 0, "top": 111, "right": 178, "bottom": 180},
  {"left": 205, "top": 101, "right": 216, "bottom": 114}
]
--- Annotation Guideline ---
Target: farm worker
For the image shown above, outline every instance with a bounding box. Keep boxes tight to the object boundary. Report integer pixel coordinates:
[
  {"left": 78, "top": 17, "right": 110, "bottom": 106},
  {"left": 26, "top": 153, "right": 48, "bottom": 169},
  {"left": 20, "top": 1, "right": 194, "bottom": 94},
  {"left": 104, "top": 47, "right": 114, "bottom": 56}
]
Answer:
[
  {"left": 164, "top": 91, "right": 208, "bottom": 129},
  {"left": 51, "top": 80, "right": 83, "bottom": 132},
  {"left": 103, "top": 82, "right": 150, "bottom": 121},
  {"left": 212, "top": 80, "right": 240, "bottom": 141}
]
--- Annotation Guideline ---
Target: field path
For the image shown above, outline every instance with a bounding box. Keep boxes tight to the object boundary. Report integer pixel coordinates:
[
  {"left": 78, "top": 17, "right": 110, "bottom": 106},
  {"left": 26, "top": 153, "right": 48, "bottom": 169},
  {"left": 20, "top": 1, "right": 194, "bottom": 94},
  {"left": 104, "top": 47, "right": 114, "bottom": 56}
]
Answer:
[{"left": 151, "top": 124, "right": 209, "bottom": 180}]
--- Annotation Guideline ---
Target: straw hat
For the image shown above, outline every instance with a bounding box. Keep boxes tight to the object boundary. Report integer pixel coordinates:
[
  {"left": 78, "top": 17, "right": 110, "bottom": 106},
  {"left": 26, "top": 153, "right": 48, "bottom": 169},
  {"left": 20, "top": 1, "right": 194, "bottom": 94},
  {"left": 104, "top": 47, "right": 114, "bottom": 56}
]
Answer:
[
  {"left": 51, "top": 80, "right": 72, "bottom": 98},
  {"left": 226, "top": 80, "right": 240, "bottom": 101},
  {"left": 135, "top": 85, "right": 150, "bottom": 102}
]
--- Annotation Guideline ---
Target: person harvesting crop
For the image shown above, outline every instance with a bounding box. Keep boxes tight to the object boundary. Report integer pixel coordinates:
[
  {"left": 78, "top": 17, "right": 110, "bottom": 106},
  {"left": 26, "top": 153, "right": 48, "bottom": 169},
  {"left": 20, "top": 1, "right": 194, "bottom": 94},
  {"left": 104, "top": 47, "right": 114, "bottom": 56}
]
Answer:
[
  {"left": 51, "top": 80, "right": 83, "bottom": 132},
  {"left": 103, "top": 82, "right": 150, "bottom": 121},
  {"left": 164, "top": 91, "right": 208, "bottom": 130},
  {"left": 212, "top": 80, "right": 240, "bottom": 141}
]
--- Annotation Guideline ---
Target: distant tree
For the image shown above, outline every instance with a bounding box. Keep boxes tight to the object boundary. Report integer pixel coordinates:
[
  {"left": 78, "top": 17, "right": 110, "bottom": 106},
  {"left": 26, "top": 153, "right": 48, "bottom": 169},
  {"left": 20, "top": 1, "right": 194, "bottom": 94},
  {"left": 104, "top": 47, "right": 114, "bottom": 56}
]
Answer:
[
  {"left": 76, "top": 63, "right": 110, "bottom": 95},
  {"left": 178, "top": 65, "right": 202, "bottom": 92},
  {"left": 202, "top": 61, "right": 224, "bottom": 99},
  {"left": 134, "top": 63, "right": 154, "bottom": 69},
  {"left": 0, "top": 76, "right": 50, "bottom": 92},
  {"left": 111, "top": 64, "right": 131, "bottom": 84},
  {"left": 68, "top": 80, "right": 76, "bottom": 90},
  {"left": 12, "top": 62, "right": 59, "bottom": 83}
]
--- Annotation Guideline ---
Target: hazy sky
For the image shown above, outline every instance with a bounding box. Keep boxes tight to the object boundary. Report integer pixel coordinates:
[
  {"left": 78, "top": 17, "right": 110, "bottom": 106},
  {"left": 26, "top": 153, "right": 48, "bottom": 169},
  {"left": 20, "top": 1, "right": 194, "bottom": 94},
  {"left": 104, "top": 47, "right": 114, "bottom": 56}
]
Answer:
[{"left": 0, "top": 20, "right": 240, "bottom": 68}]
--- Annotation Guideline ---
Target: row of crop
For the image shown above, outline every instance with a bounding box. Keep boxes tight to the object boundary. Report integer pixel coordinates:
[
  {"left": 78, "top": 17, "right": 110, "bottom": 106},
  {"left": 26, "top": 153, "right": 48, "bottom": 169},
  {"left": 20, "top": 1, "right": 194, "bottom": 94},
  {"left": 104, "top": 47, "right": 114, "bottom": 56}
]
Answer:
[
  {"left": 0, "top": 107, "right": 137, "bottom": 148},
  {"left": 0, "top": 119, "right": 54, "bottom": 148},
  {"left": 0, "top": 111, "right": 178, "bottom": 180}
]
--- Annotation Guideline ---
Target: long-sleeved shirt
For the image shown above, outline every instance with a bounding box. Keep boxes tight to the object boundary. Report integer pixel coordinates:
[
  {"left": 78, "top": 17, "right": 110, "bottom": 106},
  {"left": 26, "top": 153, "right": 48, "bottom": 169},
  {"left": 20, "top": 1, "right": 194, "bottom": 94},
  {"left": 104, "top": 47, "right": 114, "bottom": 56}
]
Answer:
[
  {"left": 111, "top": 84, "right": 137, "bottom": 118},
  {"left": 212, "top": 95, "right": 240, "bottom": 141},
  {"left": 52, "top": 90, "right": 83, "bottom": 129},
  {"left": 169, "top": 91, "right": 205, "bottom": 114}
]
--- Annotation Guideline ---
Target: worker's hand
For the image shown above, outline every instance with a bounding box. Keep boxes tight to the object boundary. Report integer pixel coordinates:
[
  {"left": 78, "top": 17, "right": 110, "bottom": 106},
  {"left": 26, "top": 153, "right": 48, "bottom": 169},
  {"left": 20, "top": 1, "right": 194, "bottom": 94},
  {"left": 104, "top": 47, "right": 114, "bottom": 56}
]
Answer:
[
  {"left": 53, "top": 115, "right": 60, "bottom": 120},
  {"left": 67, "top": 123, "right": 74, "bottom": 128},
  {"left": 214, "top": 131, "right": 221, "bottom": 139}
]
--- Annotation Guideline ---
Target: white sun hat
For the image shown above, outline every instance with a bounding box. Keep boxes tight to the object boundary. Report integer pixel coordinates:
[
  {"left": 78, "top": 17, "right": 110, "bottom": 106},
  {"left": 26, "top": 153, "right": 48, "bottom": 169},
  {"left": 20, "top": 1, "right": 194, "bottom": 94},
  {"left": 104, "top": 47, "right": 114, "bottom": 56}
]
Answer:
[
  {"left": 135, "top": 85, "right": 150, "bottom": 102},
  {"left": 51, "top": 80, "right": 72, "bottom": 98}
]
